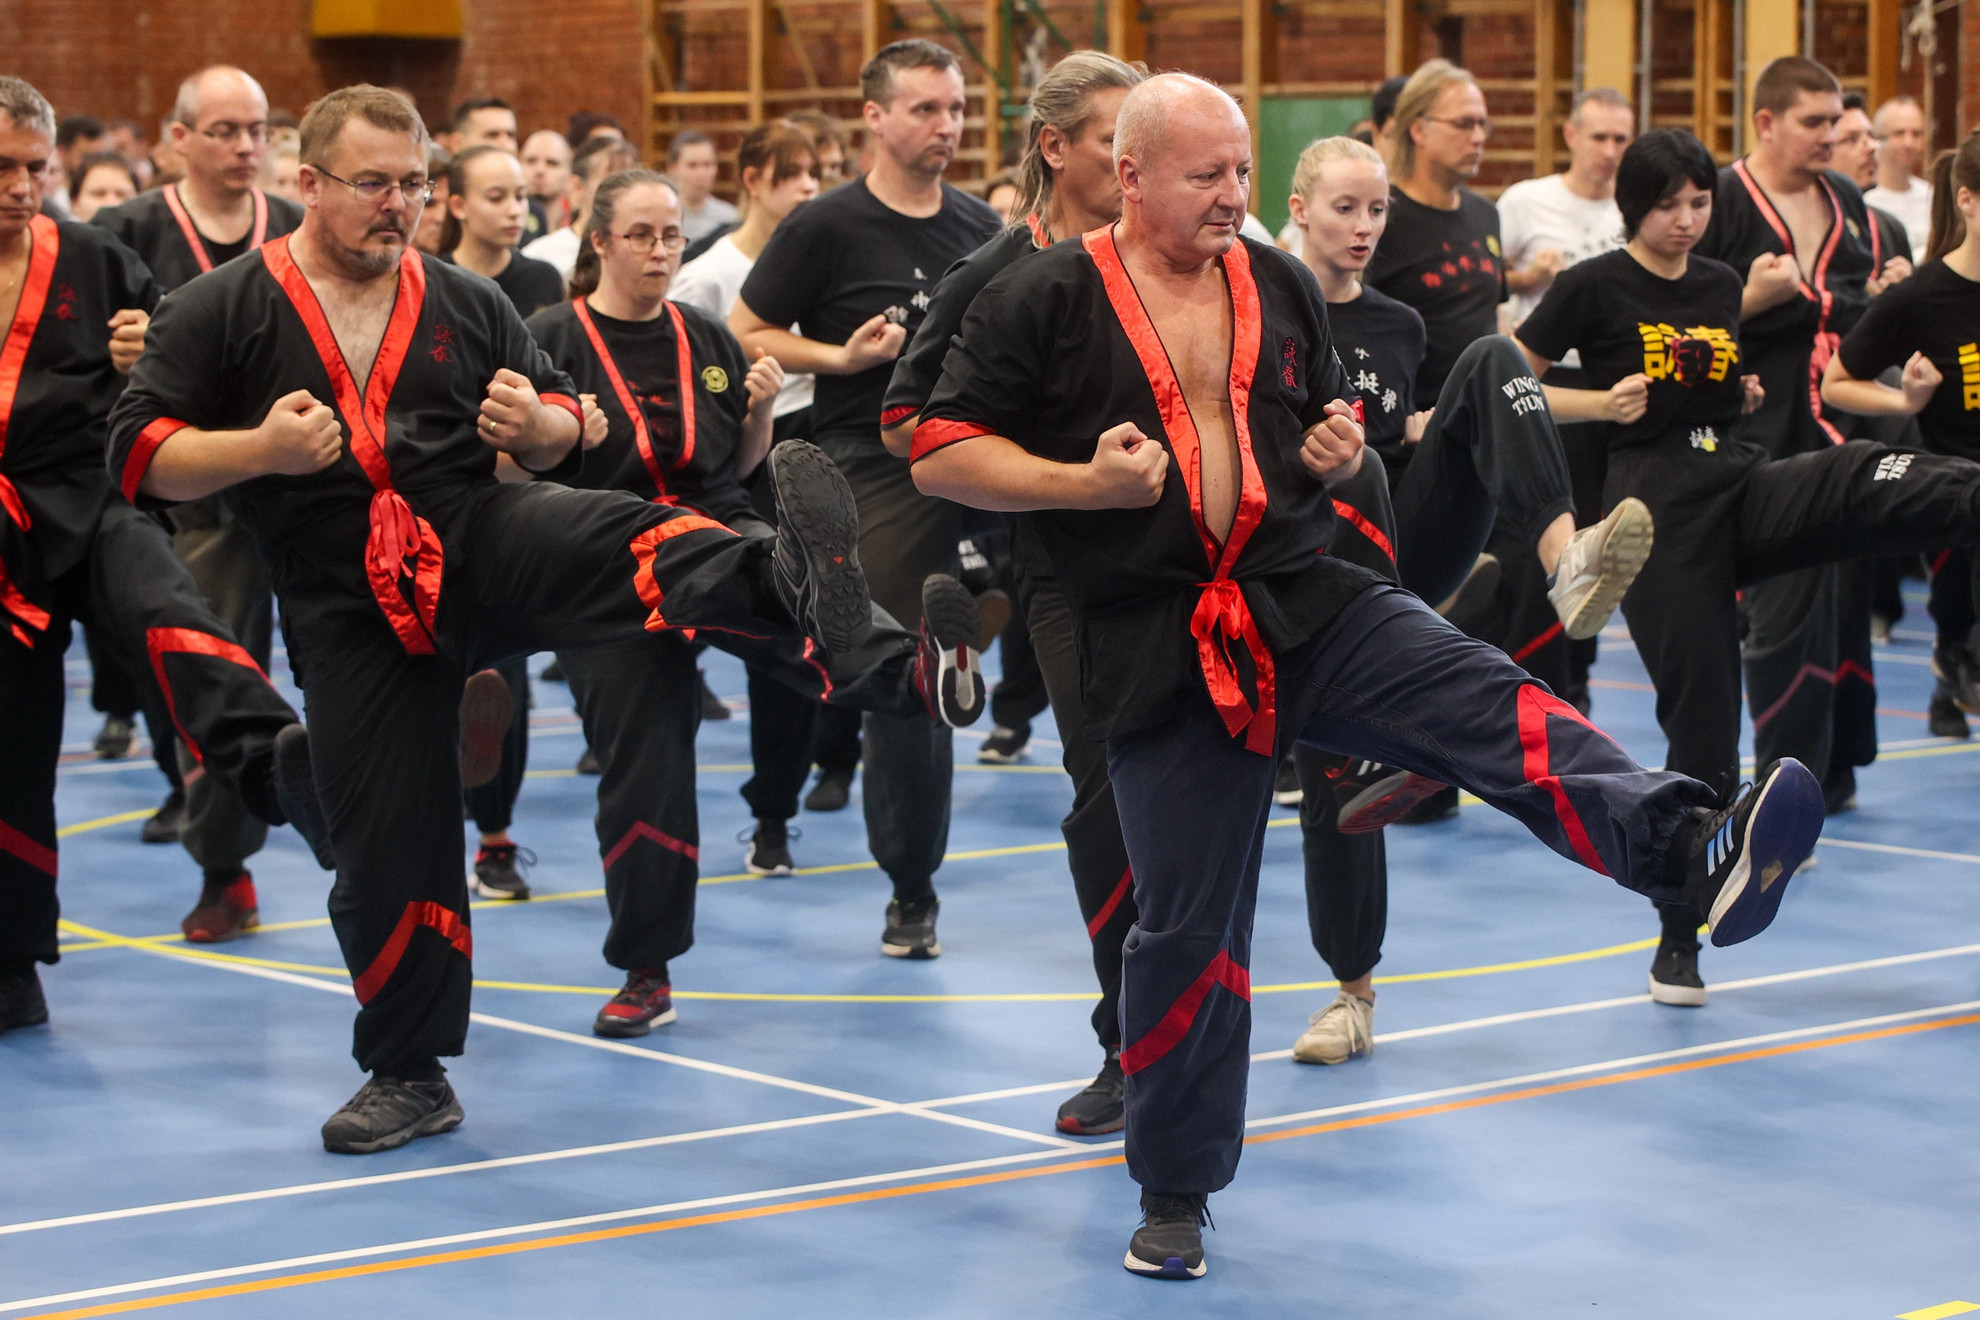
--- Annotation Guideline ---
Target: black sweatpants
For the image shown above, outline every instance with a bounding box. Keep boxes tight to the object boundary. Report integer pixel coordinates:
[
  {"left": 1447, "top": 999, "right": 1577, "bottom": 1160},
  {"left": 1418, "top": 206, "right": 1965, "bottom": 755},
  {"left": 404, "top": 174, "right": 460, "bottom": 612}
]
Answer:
[
  {"left": 1613, "top": 439, "right": 1980, "bottom": 803},
  {"left": 286, "top": 482, "right": 930, "bottom": 1076},
  {"left": 1929, "top": 547, "right": 1978, "bottom": 650},
  {"left": 82, "top": 622, "right": 182, "bottom": 792},
  {"left": 1549, "top": 367, "right": 1610, "bottom": 709},
  {"left": 1109, "top": 585, "right": 1712, "bottom": 1195},
  {"left": 171, "top": 499, "right": 274, "bottom": 874},
  {"left": 2, "top": 500, "right": 296, "bottom": 966},
  {"left": 820, "top": 442, "right": 962, "bottom": 905},
  {"left": 463, "top": 655, "right": 530, "bottom": 836}
]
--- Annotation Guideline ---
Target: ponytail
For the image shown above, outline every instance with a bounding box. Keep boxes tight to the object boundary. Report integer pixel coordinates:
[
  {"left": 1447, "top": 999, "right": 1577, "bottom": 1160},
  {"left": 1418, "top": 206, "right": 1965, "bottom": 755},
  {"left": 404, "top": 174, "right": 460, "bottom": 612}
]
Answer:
[
  {"left": 1006, "top": 51, "right": 1146, "bottom": 234},
  {"left": 568, "top": 168, "right": 674, "bottom": 300},
  {"left": 1923, "top": 136, "right": 1980, "bottom": 266}
]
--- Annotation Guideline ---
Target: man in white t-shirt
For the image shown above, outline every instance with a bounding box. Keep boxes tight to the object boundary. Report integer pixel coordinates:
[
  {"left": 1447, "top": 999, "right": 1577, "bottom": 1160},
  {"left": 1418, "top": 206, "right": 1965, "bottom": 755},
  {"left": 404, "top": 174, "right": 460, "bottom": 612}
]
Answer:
[
  {"left": 522, "top": 133, "right": 638, "bottom": 281},
  {"left": 1865, "top": 94, "right": 1933, "bottom": 256},
  {"left": 667, "top": 130, "right": 740, "bottom": 241},
  {"left": 1496, "top": 87, "right": 1632, "bottom": 328}
]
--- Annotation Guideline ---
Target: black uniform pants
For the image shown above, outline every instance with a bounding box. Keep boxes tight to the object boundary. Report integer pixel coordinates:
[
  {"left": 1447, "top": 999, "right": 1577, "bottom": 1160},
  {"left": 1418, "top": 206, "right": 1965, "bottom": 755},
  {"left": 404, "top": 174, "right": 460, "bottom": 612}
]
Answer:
[
  {"left": 285, "top": 482, "right": 929, "bottom": 1075},
  {"left": 172, "top": 499, "right": 274, "bottom": 873},
  {"left": 1, "top": 500, "right": 296, "bottom": 966},
  {"left": 82, "top": 622, "right": 182, "bottom": 792}
]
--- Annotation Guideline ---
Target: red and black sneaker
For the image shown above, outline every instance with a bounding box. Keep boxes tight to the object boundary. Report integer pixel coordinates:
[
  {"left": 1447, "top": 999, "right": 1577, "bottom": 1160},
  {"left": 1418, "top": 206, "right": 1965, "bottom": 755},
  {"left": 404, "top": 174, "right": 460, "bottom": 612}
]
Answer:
[
  {"left": 914, "top": 575, "right": 986, "bottom": 728},
  {"left": 593, "top": 970, "right": 676, "bottom": 1037},
  {"left": 182, "top": 869, "right": 260, "bottom": 943},
  {"left": 472, "top": 843, "right": 534, "bottom": 900},
  {"left": 1322, "top": 755, "right": 1449, "bottom": 834},
  {"left": 459, "top": 669, "right": 514, "bottom": 791}
]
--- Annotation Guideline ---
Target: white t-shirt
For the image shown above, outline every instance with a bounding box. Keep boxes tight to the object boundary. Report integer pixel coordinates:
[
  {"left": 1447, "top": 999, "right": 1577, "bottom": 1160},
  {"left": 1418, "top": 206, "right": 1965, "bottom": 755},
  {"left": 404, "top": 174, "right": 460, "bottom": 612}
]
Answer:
[
  {"left": 1496, "top": 173, "right": 1625, "bottom": 327},
  {"left": 682, "top": 195, "right": 741, "bottom": 242},
  {"left": 1866, "top": 176, "right": 1934, "bottom": 259},
  {"left": 670, "top": 234, "right": 815, "bottom": 418},
  {"left": 521, "top": 226, "right": 580, "bottom": 282}
]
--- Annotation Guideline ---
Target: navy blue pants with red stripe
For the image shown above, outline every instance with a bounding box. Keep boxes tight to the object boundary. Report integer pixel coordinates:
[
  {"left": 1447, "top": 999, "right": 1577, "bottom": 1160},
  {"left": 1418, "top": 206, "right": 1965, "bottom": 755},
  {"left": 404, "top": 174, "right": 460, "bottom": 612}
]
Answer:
[
  {"left": 1, "top": 499, "right": 296, "bottom": 968},
  {"left": 1105, "top": 585, "right": 1712, "bottom": 1195},
  {"left": 288, "top": 483, "right": 929, "bottom": 1076}
]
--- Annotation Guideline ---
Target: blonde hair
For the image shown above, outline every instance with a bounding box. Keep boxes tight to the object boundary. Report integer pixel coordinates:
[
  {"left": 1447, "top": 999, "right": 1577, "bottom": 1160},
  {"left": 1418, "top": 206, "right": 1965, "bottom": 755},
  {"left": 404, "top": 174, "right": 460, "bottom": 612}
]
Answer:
[
  {"left": 1383, "top": 59, "right": 1478, "bottom": 181},
  {"left": 1289, "top": 135, "right": 1384, "bottom": 208},
  {"left": 1007, "top": 51, "right": 1147, "bottom": 228}
]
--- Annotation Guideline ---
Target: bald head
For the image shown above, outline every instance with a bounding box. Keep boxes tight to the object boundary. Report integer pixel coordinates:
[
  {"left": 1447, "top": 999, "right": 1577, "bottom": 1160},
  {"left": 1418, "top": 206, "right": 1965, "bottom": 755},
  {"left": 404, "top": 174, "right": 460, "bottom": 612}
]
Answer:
[
  {"left": 169, "top": 66, "right": 271, "bottom": 198},
  {"left": 172, "top": 66, "right": 268, "bottom": 128},
  {"left": 1114, "top": 73, "right": 1246, "bottom": 171}
]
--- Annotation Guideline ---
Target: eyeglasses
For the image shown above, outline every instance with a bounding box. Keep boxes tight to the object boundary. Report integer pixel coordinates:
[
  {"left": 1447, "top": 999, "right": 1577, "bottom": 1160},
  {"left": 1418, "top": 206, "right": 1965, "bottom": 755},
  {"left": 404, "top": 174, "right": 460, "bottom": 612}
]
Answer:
[
  {"left": 196, "top": 121, "right": 270, "bottom": 145},
  {"left": 1424, "top": 115, "right": 1492, "bottom": 136},
  {"left": 611, "top": 228, "right": 688, "bottom": 254},
  {"left": 314, "top": 167, "right": 435, "bottom": 206}
]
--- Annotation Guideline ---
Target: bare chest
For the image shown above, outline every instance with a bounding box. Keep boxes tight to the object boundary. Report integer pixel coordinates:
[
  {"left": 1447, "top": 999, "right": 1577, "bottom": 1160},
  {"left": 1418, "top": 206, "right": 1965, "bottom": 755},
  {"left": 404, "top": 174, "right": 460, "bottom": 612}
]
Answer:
[
  {"left": 0, "top": 247, "right": 29, "bottom": 339},
  {"left": 1774, "top": 190, "right": 1835, "bottom": 282},
  {"left": 1139, "top": 285, "right": 1234, "bottom": 414},
  {"left": 312, "top": 282, "right": 398, "bottom": 390}
]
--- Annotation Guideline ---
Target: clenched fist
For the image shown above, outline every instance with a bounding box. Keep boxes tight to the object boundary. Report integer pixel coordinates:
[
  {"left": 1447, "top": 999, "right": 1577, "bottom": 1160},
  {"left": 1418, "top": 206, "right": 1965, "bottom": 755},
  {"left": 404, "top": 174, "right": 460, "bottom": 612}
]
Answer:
[
  {"left": 479, "top": 367, "right": 541, "bottom": 449},
  {"left": 1299, "top": 400, "right": 1364, "bottom": 485},
  {"left": 744, "top": 348, "right": 785, "bottom": 414},
  {"left": 1604, "top": 373, "right": 1650, "bottom": 425},
  {"left": 841, "top": 313, "right": 907, "bottom": 373},
  {"left": 107, "top": 308, "right": 149, "bottom": 375},
  {"left": 257, "top": 389, "right": 343, "bottom": 476},
  {"left": 1899, "top": 350, "right": 1944, "bottom": 413},
  {"left": 579, "top": 392, "right": 608, "bottom": 449},
  {"left": 1082, "top": 421, "right": 1169, "bottom": 508}
]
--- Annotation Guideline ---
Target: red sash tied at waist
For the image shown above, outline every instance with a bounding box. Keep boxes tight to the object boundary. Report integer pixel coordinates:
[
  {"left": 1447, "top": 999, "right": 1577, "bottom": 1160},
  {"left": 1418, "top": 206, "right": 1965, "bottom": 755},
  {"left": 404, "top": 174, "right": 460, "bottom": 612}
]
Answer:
[
  {"left": 1190, "top": 577, "right": 1277, "bottom": 756},
  {"left": 363, "top": 488, "right": 442, "bottom": 655}
]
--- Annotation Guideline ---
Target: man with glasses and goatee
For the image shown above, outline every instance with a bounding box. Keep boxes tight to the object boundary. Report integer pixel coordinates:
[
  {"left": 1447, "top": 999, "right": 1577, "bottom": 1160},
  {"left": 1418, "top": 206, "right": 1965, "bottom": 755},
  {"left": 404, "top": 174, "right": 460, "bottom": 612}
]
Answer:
[{"left": 93, "top": 66, "right": 303, "bottom": 947}]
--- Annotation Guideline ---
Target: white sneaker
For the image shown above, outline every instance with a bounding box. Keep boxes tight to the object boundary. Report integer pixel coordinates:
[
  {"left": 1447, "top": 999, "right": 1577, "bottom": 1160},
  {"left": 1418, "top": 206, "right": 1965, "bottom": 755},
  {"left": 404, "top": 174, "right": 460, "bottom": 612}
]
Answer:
[
  {"left": 1548, "top": 497, "right": 1654, "bottom": 640},
  {"left": 1292, "top": 989, "right": 1375, "bottom": 1065}
]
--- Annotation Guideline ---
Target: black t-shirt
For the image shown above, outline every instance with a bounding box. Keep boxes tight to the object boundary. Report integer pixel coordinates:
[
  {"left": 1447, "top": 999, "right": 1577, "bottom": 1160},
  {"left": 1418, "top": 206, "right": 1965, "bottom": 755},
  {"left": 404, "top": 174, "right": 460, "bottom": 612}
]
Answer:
[
  {"left": 1324, "top": 286, "right": 1424, "bottom": 463},
  {"left": 1517, "top": 249, "right": 1748, "bottom": 453},
  {"left": 444, "top": 250, "right": 566, "bottom": 321},
  {"left": 1364, "top": 187, "right": 1504, "bottom": 400},
  {"left": 525, "top": 297, "right": 756, "bottom": 524},
  {"left": 91, "top": 185, "right": 304, "bottom": 293},
  {"left": 882, "top": 220, "right": 1042, "bottom": 427},
  {"left": 0, "top": 217, "right": 158, "bottom": 587},
  {"left": 738, "top": 178, "right": 1000, "bottom": 451},
  {"left": 109, "top": 241, "right": 580, "bottom": 604},
  {"left": 1838, "top": 259, "right": 1980, "bottom": 461},
  {"left": 916, "top": 232, "right": 1382, "bottom": 746}
]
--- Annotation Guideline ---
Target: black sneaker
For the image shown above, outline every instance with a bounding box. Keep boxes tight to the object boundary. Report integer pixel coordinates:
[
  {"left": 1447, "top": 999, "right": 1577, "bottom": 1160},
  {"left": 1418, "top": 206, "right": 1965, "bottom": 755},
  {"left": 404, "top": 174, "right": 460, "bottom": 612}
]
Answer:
[
  {"left": 94, "top": 714, "right": 135, "bottom": 759},
  {"left": 1055, "top": 1052, "right": 1125, "bottom": 1135},
  {"left": 273, "top": 723, "right": 337, "bottom": 871},
  {"left": 140, "top": 788, "right": 185, "bottom": 844},
  {"left": 458, "top": 668, "right": 514, "bottom": 791},
  {"left": 1933, "top": 643, "right": 1980, "bottom": 713},
  {"left": 1648, "top": 934, "right": 1706, "bottom": 1007},
  {"left": 576, "top": 746, "right": 601, "bottom": 775},
  {"left": 744, "top": 818, "right": 796, "bottom": 875},
  {"left": 593, "top": 971, "right": 676, "bottom": 1037},
  {"left": 769, "top": 439, "right": 871, "bottom": 655},
  {"left": 1125, "top": 1191, "right": 1210, "bottom": 1280},
  {"left": 882, "top": 897, "right": 941, "bottom": 958},
  {"left": 1929, "top": 680, "right": 1971, "bottom": 738},
  {"left": 1394, "top": 783, "right": 1460, "bottom": 825},
  {"left": 977, "top": 724, "right": 1030, "bottom": 764},
  {"left": 915, "top": 575, "right": 986, "bottom": 727},
  {"left": 700, "top": 672, "right": 731, "bottom": 721},
  {"left": 0, "top": 965, "right": 49, "bottom": 1033},
  {"left": 804, "top": 767, "right": 854, "bottom": 812},
  {"left": 1272, "top": 756, "right": 1302, "bottom": 806},
  {"left": 321, "top": 1072, "right": 464, "bottom": 1154},
  {"left": 1326, "top": 756, "right": 1450, "bottom": 834},
  {"left": 1681, "top": 758, "right": 1823, "bottom": 948},
  {"left": 472, "top": 843, "right": 534, "bottom": 900}
]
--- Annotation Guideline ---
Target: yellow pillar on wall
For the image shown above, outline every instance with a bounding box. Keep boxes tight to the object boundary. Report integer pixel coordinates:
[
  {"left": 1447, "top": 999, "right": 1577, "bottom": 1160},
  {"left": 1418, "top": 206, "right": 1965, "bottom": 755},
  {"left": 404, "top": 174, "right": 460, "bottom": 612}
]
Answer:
[
  {"left": 1581, "top": 0, "right": 1636, "bottom": 101},
  {"left": 1743, "top": 0, "right": 1800, "bottom": 120}
]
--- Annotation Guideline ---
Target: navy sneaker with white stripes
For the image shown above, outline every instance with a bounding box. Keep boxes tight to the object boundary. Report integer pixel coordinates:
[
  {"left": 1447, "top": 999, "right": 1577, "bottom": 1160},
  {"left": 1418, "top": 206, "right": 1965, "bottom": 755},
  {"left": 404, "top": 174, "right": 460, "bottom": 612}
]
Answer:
[{"left": 1683, "top": 758, "right": 1822, "bottom": 947}]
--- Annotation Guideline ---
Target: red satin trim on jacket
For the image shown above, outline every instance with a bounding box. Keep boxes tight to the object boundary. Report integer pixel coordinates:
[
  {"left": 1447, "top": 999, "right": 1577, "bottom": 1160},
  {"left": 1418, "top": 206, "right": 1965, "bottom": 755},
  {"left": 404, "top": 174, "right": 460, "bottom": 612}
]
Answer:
[
  {"left": 570, "top": 297, "right": 697, "bottom": 502},
  {"left": 1730, "top": 161, "right": 1849, "bottom": 445},
  {"left": 163, "top": 185, "right": 270, "bottom": 275},
  {"left": 0, "top": 215, "right": 60, "bottom": 647},
  {"left": 353, "top": 901, "right": 473, "bottom": 1004},
  {"left": 119, "top": 417, "right": 189, "bottom": 503},
  {"left": 262, "top": 239, "right": 442, "bottom": 653},
  {"left": 908, "top": 417, "right": 995, "bottom": 463},
  {"left": 1331, "top": 497, "right": 1395, "bottom": 566},
  {"left": 1083, "top": 225, "right": 1277, "bottom": 755}
]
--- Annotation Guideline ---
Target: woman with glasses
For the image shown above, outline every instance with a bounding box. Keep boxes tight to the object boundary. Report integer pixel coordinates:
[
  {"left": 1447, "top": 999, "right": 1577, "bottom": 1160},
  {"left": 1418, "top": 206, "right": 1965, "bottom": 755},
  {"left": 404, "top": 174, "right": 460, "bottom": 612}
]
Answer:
[{"left": 525, "top": 170, "right": 981, "bottom": 1038}]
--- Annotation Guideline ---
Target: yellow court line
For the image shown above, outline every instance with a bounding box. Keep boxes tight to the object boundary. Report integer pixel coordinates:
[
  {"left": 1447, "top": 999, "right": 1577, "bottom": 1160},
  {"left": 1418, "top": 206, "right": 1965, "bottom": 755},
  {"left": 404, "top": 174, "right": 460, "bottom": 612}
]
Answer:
[
  {"left": 55, "top": 810, "right": 157, "bottom": 839},
  {"left": 58, "top": 916, "right": 1658, "bottom": 1003},
  {"left": 20, "top": 1010, "right": 1979, "bottom": 1320}
]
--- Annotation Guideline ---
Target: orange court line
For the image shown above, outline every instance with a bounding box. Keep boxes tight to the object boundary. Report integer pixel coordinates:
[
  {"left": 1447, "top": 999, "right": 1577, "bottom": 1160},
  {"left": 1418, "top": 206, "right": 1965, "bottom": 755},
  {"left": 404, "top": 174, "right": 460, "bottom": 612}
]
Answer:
[{"left": 21, "top": 1010, "right": 1980, "bottom": 1320}]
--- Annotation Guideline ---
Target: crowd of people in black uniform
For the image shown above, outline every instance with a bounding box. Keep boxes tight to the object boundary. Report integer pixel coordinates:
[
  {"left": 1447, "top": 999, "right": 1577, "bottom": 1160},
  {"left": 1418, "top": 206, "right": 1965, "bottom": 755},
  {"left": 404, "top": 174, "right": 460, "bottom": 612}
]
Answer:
[{"left": 3, "top": 36, "right": 1974, "bottom": 1278}]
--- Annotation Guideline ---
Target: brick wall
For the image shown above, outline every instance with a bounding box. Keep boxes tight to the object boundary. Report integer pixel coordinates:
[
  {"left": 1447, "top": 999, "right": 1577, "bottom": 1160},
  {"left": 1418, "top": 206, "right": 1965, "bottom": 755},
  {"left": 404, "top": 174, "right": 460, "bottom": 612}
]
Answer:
[{"left": 4, "top": 0, "right": 645, "bottom": 148}]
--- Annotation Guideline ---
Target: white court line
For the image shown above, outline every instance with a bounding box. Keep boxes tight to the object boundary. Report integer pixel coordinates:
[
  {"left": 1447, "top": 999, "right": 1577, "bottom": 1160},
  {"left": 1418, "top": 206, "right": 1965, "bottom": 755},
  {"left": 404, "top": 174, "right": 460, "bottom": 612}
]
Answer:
[
  {"left": 8, "top": 998, "right": 1978, "bottom": 1316},
  {"left": 13, "top": 941, "right": 1978, "bottom": 1240},
  {"left": 1818, "top": 836, "right": 1980, "bottom": 865}
]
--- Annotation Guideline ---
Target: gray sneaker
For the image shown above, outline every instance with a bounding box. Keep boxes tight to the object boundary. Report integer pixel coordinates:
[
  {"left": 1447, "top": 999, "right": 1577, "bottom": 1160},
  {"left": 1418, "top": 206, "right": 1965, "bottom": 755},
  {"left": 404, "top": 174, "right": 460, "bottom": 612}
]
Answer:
[
  {"left": 1548, "top": 497, "right": 1653, "bottom": 640},
  {"left": 1292, "top": 989, "right": 1375, "bottom": 1065}
]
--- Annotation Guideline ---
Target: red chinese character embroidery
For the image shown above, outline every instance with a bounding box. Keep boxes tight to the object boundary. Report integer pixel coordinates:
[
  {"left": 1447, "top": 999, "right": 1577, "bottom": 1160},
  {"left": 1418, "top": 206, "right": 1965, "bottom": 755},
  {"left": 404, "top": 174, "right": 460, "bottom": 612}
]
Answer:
[{"left": 430, "top": 323, "right": 454, "bottom": 363}]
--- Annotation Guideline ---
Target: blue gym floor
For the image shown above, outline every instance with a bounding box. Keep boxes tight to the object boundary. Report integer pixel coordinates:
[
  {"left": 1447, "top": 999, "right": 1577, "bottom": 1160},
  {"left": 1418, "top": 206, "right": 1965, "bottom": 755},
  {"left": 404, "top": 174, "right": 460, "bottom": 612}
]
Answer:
[{"left": 5, "top": 588, "right": 1979, "bottom": 1320}]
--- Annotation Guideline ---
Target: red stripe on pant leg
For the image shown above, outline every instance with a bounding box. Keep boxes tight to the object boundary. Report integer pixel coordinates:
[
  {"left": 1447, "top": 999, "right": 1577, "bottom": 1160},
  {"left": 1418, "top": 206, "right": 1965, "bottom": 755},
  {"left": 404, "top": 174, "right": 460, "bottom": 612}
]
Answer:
[
  {"left": 601, "top": 820, "right": 700, "bottom": 872},
  {"left": 1511, "top": 620, "right": 1564, "bottom": 666},
  {"left": 1515, "top": 685, "right": 1611, "bottom": 876},
  {"left": 1119, "top": 949, "right": 1252, "bottom": 1076},
  {"left": 629, "top": 515, "right": 734, "bottom": 633},
  {"left": 353, "top": 901, "right": 474, "bottom": 1005},
  {"left": 144, "top": 627, "right": 276, "bottom": 765},
  {"left": 0, "top": 819, "right": 56, "bottom": 876},
  {"left": 1086, "top": 865, "right": 1133, "bottom": 939},
  {"left": 1931, "top": 549, "right": 1953, "bottom": 576},
  {"left": 1749, "top": 662, "right": 1836, "bottom": 730},
  {"left": 1836, "top": 658, "right": 1875, "bottom": 687}
]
